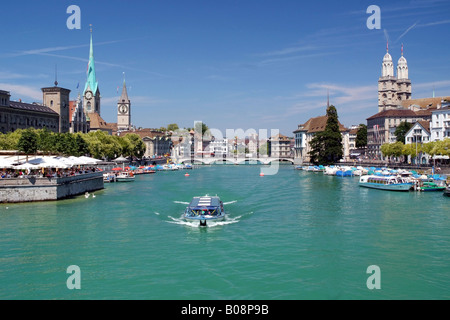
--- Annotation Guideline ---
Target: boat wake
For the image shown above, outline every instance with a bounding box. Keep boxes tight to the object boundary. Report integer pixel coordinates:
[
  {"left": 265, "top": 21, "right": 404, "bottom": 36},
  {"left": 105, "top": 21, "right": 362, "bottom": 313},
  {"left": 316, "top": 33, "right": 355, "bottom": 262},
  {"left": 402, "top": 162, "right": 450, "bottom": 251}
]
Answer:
[
  {"left": 173, "top": 201, "right": 190, "bottom": 205},
  {"left": 166, "top": 215, "right": 241, "bottom": 228},
  {"left": 174, "top": 200, "right": 238, "bottom": 205},
  {"left": 223, "top": 200, "right": 238, "bottom": 205},
  {"left": 168, "top": 199, "right": 242, "bottom": 227}
]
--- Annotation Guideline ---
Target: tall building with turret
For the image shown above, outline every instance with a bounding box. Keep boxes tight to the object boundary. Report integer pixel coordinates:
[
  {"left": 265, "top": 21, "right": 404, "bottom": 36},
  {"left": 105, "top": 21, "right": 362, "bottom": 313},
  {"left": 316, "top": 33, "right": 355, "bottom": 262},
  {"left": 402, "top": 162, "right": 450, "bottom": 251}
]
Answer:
[{"left": 41, "top": 82, "right": 71, "bottom": 133}]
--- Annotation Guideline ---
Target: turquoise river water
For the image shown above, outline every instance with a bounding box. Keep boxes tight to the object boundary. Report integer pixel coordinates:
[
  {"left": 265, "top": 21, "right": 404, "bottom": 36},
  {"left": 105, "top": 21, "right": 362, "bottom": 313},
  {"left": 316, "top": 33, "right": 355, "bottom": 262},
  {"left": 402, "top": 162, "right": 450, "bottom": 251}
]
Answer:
[{"left": 0, "top": 165, "right": 449, "bottom": 299}]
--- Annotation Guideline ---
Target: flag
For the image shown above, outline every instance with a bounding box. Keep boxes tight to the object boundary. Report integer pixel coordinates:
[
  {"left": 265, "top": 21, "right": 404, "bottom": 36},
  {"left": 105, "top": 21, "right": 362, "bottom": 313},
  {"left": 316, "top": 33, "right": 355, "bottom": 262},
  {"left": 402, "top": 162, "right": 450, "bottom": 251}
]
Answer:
[{"left": 76, "top": 82, "right": 79, "bottom": 89}]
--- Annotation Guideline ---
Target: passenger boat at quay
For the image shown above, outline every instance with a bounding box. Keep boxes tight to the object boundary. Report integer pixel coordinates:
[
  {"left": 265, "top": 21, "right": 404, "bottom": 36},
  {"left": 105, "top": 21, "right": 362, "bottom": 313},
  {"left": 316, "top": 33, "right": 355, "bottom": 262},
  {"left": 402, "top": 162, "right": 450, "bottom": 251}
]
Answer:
[
  {"left": 359, "top": 175, "right": 414, "bottom": 191},
  {"left": 115, "top": 171, "right": 135, "bottom": 182},
  {"left": 183, "top": 196, "right": 226, "bottom": 226}
]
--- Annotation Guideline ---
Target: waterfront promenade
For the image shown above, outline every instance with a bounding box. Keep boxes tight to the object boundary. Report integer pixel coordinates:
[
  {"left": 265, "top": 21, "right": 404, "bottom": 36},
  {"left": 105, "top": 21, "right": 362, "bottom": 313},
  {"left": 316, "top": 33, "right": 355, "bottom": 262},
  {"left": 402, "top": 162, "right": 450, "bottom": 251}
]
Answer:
[
  {"left": 0, "top": 155, "right": 105, "bottom": 203},
  {"left": 0, "top": 172, "right": 104, "bottom": 203}
]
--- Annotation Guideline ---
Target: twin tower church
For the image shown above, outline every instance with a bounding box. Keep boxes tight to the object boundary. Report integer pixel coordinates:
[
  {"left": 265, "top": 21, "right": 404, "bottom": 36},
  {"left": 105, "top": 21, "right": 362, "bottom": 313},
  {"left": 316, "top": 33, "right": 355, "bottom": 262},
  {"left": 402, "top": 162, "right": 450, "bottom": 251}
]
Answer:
[{"left": 378, "top": 43, "right": 412, "bottom": 112}]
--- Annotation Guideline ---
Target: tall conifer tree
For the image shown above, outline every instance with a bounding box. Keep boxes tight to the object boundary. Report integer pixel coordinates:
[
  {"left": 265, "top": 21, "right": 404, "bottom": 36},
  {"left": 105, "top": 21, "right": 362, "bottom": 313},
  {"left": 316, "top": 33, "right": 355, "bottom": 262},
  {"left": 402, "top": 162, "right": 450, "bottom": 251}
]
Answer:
[{"left": 308, "top": 105, "right": 343, "bottom": 165}]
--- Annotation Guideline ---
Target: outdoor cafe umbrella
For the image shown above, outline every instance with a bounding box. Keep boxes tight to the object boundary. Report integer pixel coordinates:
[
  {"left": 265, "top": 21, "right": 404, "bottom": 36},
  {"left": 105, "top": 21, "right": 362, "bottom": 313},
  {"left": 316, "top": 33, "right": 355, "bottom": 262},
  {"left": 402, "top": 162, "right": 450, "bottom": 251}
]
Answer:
[
  {"left": 15, "top": 162, "right": 40, "bottom": 170},
  {"left": 29, "top": 157, "right": 69, "bottom": 169},
  {"left": 0, "top": 158, "right": 14, "bottom": 169},
  {"left": 77, "top": 156, "right": 102, "bottom": 165},
  {"left": 113, "top": 155, "right": 128, "bottom": 163}
]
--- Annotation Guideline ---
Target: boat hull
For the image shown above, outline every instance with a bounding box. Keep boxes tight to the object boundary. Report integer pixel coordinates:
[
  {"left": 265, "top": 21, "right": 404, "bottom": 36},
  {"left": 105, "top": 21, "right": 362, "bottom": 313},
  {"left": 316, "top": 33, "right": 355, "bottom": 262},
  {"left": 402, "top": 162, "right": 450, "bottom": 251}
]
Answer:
[
  {"left": 184, "top": 214, "right": 226, "bottom": 223},
  {"left": 420, "top": 187, "right": 446, "bottom": 192},
  {"left": 359, "top": 183, "right": 412, "bottom": 191},
  {"left": 116, "top": 177, "right": 135, "bottom": 182}
]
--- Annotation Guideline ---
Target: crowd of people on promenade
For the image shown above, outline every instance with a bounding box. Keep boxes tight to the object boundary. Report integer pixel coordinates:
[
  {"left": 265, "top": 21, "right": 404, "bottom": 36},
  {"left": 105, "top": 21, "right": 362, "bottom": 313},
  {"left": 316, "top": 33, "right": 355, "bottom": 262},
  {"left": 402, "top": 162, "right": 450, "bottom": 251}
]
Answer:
[{"left": 0, "top": 167, "right": 99, "bottom": 179}]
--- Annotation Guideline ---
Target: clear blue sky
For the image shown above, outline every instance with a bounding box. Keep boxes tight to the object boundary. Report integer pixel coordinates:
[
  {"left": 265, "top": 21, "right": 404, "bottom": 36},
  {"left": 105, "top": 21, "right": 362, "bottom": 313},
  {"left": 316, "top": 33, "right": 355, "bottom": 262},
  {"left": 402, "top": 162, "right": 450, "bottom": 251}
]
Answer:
[{"left": 1, "top": 0, "right": 450, "bottom": 136}]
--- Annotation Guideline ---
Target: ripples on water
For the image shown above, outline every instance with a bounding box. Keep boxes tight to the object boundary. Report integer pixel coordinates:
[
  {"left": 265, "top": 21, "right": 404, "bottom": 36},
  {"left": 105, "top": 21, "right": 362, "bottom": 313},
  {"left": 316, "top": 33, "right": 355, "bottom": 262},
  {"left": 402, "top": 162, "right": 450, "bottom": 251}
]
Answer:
[{"left": 0, "top": 165, "right": 449, "bottom": 299}]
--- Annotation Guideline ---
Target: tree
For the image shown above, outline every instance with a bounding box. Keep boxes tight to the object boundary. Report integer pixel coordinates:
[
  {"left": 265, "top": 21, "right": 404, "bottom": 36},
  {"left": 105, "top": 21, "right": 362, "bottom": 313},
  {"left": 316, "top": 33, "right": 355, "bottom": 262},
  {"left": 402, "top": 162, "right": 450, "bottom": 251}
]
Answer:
[
  {"left": 116, "top": 136, "right": 132, "bottom": 158},
  {"left": 194, "top": 122, "right": 210, "bottom": 136},
  {"left": 308, "top": 132, "right": 325, "bottom": 164},
  {"left": 17, "top": 128, "right": 38, "bottom": 161},
  {"left": 402, "top": 143, "right": 421, "bottom": 163},
  {"left": 308, "top": 105, "right": 343, "bottom": 165},
  {"left": 85, "top": 131, "right": 122, "bottom": 160},
  {"left": 74, "top": 133, "right": 89, "bottom": 156},
  {"left": 37, "top": 127, "right": 54, "bottom": 154},
  {"left": 391, "top": 141, "right": 404, "bottom": 160},
  {"left": 124, "top": 133, "right": 146, "bottom": 159},
  {"left": 257, "top": 141, "right": 269, "bottom": 156},
  {"left": 381, "top": 142, "right": 405, "bottom": 163},
  {"left": 394, "top": 121, "right": 412, "bottom": 143},
  {"left": 380, "top": 143, "right": 391, "bottom": 158},
  {"left": 0, "top": 130, "right": 22, "bottom": 150},
  {"left": 167, "top": 123, "right": 179, "bottom": 132},
  {"left": 355, "top": 124, "right": 367, "bottom": 149}
]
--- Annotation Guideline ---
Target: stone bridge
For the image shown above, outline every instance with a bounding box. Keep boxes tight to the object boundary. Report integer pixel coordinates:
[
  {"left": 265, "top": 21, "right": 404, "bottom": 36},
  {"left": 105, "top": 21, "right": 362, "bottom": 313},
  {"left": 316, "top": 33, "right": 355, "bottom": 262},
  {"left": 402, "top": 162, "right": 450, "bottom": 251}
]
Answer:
[{"left": 175, "top": 157, "right": 295, "bottom": 165}]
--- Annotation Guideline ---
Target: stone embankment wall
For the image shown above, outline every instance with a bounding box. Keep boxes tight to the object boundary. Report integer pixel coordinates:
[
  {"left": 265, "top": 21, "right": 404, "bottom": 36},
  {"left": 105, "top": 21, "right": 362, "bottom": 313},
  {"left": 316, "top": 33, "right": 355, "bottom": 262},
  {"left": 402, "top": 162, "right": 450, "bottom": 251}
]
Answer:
[{"left": 0, "top": 172, "right": 104, "bottom": 203}]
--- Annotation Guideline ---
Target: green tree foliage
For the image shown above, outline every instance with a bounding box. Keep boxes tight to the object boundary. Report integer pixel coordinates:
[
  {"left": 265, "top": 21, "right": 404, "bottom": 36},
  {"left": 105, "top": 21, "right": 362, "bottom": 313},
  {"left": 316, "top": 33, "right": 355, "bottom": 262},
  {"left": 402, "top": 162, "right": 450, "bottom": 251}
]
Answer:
[
  {"left": 0, "top": 129, "right": 148, "bottom": 160},
  {"left": 402, "top": 143, "right": 420, "bottom": 161},
  {"left": 37, "top": 127, "right": 54, "bottom": 154},
  {"left": 355, "top": 124, "right": 367, "bottom": 149},
  {"left": 381, "top": 142, "right": 404, "bottom": 162},
  {"left": 74, "top": 133, "right": 89, "bottom": 156},
  {"left": 17, "top": 128, "right": 38, "bottom": 160},
  {"left": 166, "top": 123, "right": 179, "bottom": 132},
  {"left": 308, "top": 132, "right": 326, "bottom": 164},
  {"left": 0, "top": 129, "right": 22, "bottom": 150},
  {"left": 308, "top": 105, "right": 343, "bottom": 165},
  {"left": 394, "top": 121, "right": 413, "bottom": 143},
  {"left": 123, "top": 133, "right": 146, "bottom": 158},
  {"left": 85, "top": 131, "right": 122, "bottom": 160}
]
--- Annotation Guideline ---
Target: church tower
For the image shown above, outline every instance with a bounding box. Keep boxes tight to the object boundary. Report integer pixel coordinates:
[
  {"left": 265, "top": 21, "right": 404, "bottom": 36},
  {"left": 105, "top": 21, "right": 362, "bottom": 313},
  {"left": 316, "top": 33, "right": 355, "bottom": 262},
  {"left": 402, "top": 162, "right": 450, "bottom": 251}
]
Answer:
[
  {"left": 117, "top": 74, "right": 131, "bottom": 131},
  {"left": 396, "top": 44, "right": 412, "bottom": 102},
  {"left": 83, "top": 26, "right": 101, "bottom": 115},
  {"left": 378, "top": 42, "right": 398, "bottom": 112}
]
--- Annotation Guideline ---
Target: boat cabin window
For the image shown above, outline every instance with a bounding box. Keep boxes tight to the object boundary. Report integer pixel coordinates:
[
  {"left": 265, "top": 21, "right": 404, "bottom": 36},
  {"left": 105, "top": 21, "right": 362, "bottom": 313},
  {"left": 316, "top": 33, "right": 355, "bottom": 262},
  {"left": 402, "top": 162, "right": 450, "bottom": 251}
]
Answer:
[{"left": 187, "top": 208, "right": 219, "bottom": 216}]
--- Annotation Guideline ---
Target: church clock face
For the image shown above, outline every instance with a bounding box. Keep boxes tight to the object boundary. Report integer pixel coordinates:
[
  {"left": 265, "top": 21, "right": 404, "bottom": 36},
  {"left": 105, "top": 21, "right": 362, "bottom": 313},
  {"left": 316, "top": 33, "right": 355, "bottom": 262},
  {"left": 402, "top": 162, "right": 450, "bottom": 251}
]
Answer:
[
  {"left": 85, "top": 91, "right": 92, "bottom": 99},
  {"left": 119, "top": 104, "right": 128, "bottom": 114}
]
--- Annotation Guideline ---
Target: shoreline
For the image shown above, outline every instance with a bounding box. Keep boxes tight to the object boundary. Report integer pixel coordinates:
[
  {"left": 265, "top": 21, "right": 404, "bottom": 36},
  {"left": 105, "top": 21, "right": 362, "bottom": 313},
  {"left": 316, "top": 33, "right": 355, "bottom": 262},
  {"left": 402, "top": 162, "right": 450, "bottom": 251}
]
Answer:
[{"left": 0, "top": 172, "right": 104, "bottom": 203}]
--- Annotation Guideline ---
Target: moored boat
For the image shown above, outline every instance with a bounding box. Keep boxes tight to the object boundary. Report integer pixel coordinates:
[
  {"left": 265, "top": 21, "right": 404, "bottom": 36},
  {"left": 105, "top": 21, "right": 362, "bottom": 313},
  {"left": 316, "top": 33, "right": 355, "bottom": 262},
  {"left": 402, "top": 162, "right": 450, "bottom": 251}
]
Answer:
[
  {"left": 103, "top": 173, "right": 116, "bottom": 183},
  {"left": 417, "top": 181, "right": 446, "bottom": 192},
  {"left": 116, "top": 171, "right": 135, "bottom": 182},
  {"left": 359, "top": 175, "right": 413, "bottom": 191},
  {"left": 183, "top": 196, "right": 226, "bottom": 226}
]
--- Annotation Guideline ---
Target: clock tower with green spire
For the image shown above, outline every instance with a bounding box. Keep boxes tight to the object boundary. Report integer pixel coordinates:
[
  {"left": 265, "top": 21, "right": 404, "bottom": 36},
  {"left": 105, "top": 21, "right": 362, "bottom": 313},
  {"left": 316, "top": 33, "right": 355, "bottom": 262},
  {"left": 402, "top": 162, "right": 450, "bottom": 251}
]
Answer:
[{"left": 83, "top": 25, "right": 101, "bottom": 115}]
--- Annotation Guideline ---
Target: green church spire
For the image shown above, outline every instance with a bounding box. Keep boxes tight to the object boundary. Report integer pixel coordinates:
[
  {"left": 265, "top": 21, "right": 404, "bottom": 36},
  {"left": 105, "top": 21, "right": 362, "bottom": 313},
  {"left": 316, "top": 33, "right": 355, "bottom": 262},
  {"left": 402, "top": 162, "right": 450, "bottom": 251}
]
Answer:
[{"left": 84, "top": 25, "right": 98, "bottom": 95}]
